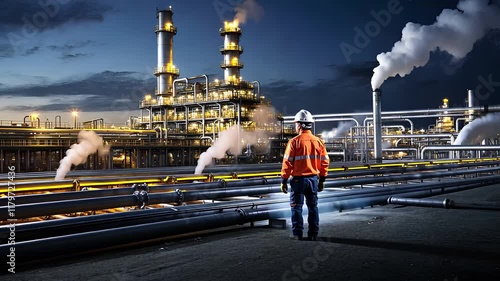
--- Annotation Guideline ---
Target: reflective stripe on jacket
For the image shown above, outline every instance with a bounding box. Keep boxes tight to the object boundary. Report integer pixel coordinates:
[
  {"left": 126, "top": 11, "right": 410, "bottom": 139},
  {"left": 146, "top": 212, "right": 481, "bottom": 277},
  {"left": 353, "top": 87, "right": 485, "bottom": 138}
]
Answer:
[{"left": 281, "top": 130, "right": 329, "bottom": 179}]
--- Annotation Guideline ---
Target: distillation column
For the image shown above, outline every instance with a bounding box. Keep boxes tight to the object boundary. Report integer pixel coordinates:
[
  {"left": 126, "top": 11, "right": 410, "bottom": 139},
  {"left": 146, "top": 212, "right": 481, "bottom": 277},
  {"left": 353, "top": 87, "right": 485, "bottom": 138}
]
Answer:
[
  {"left": 220, "top": 21, "right": 244, "bottom": 83},
  {"left": 155, "top": 6, "right": 179, "bottom": 96}
]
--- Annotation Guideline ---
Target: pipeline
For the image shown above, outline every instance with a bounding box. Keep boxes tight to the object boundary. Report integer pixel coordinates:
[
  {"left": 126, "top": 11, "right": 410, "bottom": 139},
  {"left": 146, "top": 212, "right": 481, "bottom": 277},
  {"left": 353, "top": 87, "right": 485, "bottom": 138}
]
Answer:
[
  {"left": 4, "top": 173, "right": 500, "bottom": 243},
  {"left": 2, "top": 161, "right": 497, "bottom": 205},
  {"left": 387, "top": 197, "right": 500, "bottom": 211},
  {"left": 2, "top": 165, "right": 500, "bottom": 220},
  {"left": 3, "top": 175, "right": 500, "bottom": 265},
  {"left": 0, "top": 185, "right": 281, "bottom": 220}
]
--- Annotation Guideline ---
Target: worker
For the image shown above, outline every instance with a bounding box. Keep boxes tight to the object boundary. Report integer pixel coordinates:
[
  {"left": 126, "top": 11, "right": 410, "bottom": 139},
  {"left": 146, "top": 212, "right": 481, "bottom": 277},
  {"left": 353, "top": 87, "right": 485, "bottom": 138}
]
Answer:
[{"left": 281, "top": 109, "right": 329, "bottom": 241}]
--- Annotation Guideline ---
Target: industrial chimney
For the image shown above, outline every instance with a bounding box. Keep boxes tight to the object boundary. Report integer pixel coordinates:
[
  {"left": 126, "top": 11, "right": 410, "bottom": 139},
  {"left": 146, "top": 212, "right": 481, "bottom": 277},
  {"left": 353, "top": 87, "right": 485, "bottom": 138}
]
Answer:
[
  {"left": 372, "top": 88, "right": 382, "bottom": 163},
  {"left": 220, "top": 21, "right": 244, "bottom": 83},
  {"left": 155, "top": 6, "right": 179, "bottom": 96}
]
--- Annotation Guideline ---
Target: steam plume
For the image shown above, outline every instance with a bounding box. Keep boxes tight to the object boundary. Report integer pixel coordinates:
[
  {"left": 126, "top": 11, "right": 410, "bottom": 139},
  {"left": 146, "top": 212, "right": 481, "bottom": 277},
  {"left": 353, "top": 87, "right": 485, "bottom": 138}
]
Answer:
[
  {"left": 321, "top": 121, "right": 356, "bottom": 142},
  {"left": 234, "top": 0, "right": 264, "bottom": 25},
  {"left": 195, "top": 105, "right": 278, "bottom": 174},
  {"left": 454, "top": 113, "right": 500, "bottom": 145},
  {"left": 372, "top": 0, "right": 500, "bottom": 90},
  {"left": 55, "top": 130, "right": 111, "bottom": 180}
]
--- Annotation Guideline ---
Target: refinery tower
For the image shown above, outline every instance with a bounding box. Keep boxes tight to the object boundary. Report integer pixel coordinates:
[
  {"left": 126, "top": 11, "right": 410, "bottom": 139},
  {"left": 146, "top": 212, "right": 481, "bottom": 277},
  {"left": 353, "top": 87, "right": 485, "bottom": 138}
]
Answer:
[{"left": 137, "top": 6, "right": 283, "bottom": 166}]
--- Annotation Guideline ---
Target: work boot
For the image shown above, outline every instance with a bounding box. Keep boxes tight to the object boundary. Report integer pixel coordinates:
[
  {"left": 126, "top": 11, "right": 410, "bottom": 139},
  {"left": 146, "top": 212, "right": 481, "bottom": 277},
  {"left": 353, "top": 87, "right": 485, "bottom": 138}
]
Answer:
[
  {"left": 289, "top": 234, "right": 303, "bottom": 240},
  {"left": 307, "top": 235, "right": 317, "bottom": 241}
]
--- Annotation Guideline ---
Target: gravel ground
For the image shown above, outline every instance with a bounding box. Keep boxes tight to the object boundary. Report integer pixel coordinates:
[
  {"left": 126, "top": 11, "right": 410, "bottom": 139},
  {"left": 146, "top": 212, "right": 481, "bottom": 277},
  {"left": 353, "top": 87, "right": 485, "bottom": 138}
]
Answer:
[{"left": 3, "top": 184, "right": 500, "bottom": 281}]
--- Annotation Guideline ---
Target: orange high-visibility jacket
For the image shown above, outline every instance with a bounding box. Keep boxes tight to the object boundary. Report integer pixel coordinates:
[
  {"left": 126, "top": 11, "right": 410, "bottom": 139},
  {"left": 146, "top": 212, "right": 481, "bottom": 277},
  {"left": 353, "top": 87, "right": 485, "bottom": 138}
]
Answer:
[{"left": 281, "top": 130, "right": 329, "bottom": 179}]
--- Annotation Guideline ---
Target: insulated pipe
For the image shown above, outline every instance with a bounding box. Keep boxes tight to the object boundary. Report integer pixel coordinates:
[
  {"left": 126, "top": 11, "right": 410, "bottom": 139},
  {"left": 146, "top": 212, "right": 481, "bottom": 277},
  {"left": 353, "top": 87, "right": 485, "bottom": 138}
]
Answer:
[
  {"left": 421, "top": 146, "right": 500, "bottom": 159},
  {"left": 373, "top": 89, "right": 382, "bottom": 163}
]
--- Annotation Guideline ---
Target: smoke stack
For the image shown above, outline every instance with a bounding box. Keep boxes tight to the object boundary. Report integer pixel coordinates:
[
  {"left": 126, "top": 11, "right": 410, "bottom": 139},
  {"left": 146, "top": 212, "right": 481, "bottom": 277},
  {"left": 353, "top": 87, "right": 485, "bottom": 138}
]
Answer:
[
  {"left": 372, "top": 88, "right": 382, "bottom": 163},
  {"left": 220, "top": 21, "right": 243, "bottom": 83},
  {"left": 155, "top": 6, "right": 179, "bottom": 96},
  {"left": 467, "top": 89, "right": 475, "bottom": 122}
]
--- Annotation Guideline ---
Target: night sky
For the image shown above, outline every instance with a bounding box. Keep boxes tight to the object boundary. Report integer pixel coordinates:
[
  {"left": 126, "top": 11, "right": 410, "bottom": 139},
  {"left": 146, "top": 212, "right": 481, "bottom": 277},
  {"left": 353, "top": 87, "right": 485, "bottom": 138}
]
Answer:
[{"left": 1, "top": 0, "right": 499, "bottom": 127}]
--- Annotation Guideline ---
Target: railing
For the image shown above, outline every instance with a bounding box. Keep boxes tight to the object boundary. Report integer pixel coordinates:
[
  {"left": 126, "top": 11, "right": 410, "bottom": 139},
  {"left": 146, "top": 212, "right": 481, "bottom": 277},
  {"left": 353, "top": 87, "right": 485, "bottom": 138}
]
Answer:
[
  {"left": 154, "top": 64, "right": 180, "bottom": 75},
  {"left": 220, "top": 45, "right": 243, "bottom": 52},
  {"left": 155, "top": 24, "right": 177, "bottom": 34},
  {"left": 219, "top": 26, "right": 241, "bottom": 34},
  {"left": 220, "top": 61, "right": 244, "bottom": 68}
]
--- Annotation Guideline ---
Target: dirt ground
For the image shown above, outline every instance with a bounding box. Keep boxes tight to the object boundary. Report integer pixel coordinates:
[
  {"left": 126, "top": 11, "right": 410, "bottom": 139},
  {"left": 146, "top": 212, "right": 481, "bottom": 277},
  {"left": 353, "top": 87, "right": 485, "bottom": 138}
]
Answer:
[{"left": 3, "top": 184, "right": 500, "bottom": 281}]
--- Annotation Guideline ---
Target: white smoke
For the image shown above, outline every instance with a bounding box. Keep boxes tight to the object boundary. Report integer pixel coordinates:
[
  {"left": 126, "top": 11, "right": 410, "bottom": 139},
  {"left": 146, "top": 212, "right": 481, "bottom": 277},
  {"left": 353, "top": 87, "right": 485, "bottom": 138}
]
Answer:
[
  {"left": 321, "top": 121, "right": 355, "bottom": 142},
  {"left": 371, "top": 0, "right": 500, "bottom": 90},
  {"left": 55, "top": 131, "right": 111, "bottom": 180},
  {"left": 234, "top": 0, "right": 264, "bottom": 25},
  {"left": 195, "top": 105, "right": 278, "bottom": 174},
  {"left": 454, "top": 113, "right": 500, "bottom": 145}
]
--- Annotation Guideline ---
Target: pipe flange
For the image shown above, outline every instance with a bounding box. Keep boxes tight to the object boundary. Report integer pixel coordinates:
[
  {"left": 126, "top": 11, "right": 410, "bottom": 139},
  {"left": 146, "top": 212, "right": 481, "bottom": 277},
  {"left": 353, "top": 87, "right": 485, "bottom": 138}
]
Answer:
[
  {"left": 235, "top": 208, "right": 247, "bottom": 224},
  {"left": 175, "top": 189, "right": 184, "bottom": 204},
  {"left": 217, "top": 179, "right": 227, "bottom": 188},
  {"left": 133, "top": 190, "right": 149, "bottom": 209},
  {"left": 132, "top": 183, "right": 149, "bottom": 192},
  {"left": 73, "top": 179, "right": 81, "bottom": 191}
]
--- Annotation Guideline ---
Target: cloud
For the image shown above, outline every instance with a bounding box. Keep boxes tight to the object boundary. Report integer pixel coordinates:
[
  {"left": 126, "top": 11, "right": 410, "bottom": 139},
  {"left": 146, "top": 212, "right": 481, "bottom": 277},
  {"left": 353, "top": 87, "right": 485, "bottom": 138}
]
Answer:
[
  {"left": 0, "top": 0, "right": 112, "bottom": 33},
  {"left": 0, "top": 44, "right": 15, "bottom": 58},
  {"left": 47, "top": 40, "right": 95, "bottom": 52},
  {"left": 328, "top": 61, "right": 378, "bottom": 81},
  {"left": 60, "top": 52, "right": 88, "bottom": 60},
  {"left": 0, "top": 71, "right": 155, "bottom": 112}
]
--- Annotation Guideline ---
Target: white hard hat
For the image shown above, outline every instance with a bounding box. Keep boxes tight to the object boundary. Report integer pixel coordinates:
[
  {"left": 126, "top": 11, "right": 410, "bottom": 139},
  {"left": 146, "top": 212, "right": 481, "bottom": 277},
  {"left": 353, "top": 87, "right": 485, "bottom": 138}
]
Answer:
[{"left": 294, "top": 109, "right": 314, "bottom": 123}]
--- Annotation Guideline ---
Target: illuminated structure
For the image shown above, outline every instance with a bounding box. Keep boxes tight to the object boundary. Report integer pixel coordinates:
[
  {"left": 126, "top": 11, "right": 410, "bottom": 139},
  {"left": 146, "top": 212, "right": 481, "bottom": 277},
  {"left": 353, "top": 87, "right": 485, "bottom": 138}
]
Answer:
[{"left": 137, "top": 10, "right": 282, "bottom": 166}]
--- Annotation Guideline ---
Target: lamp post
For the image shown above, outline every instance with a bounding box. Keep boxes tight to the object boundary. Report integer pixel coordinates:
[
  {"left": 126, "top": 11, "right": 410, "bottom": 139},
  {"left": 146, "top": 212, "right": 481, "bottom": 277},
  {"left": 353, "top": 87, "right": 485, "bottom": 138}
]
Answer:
[{"left": 72, "top": 110, "right": 78, "bottom": 129}]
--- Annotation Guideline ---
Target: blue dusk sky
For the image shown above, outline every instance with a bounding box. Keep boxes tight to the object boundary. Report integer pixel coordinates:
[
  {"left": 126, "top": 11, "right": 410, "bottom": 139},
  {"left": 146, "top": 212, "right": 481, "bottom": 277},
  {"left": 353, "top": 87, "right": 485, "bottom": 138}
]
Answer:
[{"left": 0, "top": 0, "right": 499, "bottom": 126}]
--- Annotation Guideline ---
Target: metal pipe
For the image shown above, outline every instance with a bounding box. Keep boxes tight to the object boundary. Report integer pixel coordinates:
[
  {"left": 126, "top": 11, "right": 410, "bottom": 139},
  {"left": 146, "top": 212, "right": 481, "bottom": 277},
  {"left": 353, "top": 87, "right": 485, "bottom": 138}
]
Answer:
[
  {"left": 0, "top": 186, "right": 281, "bottom": 220},
  {"left": 363, "top": 117, "right": 414, "bottom": 135},
  {"left": 468, "top": 89, "right": 475, "bottom": 122},
  {"left": 421, "top": 145, "right": 500, "bottom": 159},
  {"left": 251, "top": 81, "right": 260, "bottom": 100},
  {"left": 4, "top": 175, "right": 500, "bottom": 263},
  {"left": 307, "top": 117, "right": 360, "bottom": 127},
  {"left": 172, "top": 78, "right": 188, "bottom": 97},
  {"left": 283, "top": 105, "right": 500, "bottom": 120},
  {"left": 455, "top": 117, "right": 467, "bottom": 132},
  {"left": 388, "top": 197, "right": 500, "bottom": 211},
  {"left": 4, "top": 172, "right": 500, "bottom": 244},
  {"left": 373, "top": 89, "right": 382, "bottom": 162}
]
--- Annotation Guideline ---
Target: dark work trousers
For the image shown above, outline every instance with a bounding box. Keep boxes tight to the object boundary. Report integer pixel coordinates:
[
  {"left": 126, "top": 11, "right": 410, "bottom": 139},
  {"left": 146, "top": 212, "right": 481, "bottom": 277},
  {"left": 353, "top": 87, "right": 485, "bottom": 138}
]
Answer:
[{"left": 290, "top": 175, "right": 319, "bottom": 237}]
